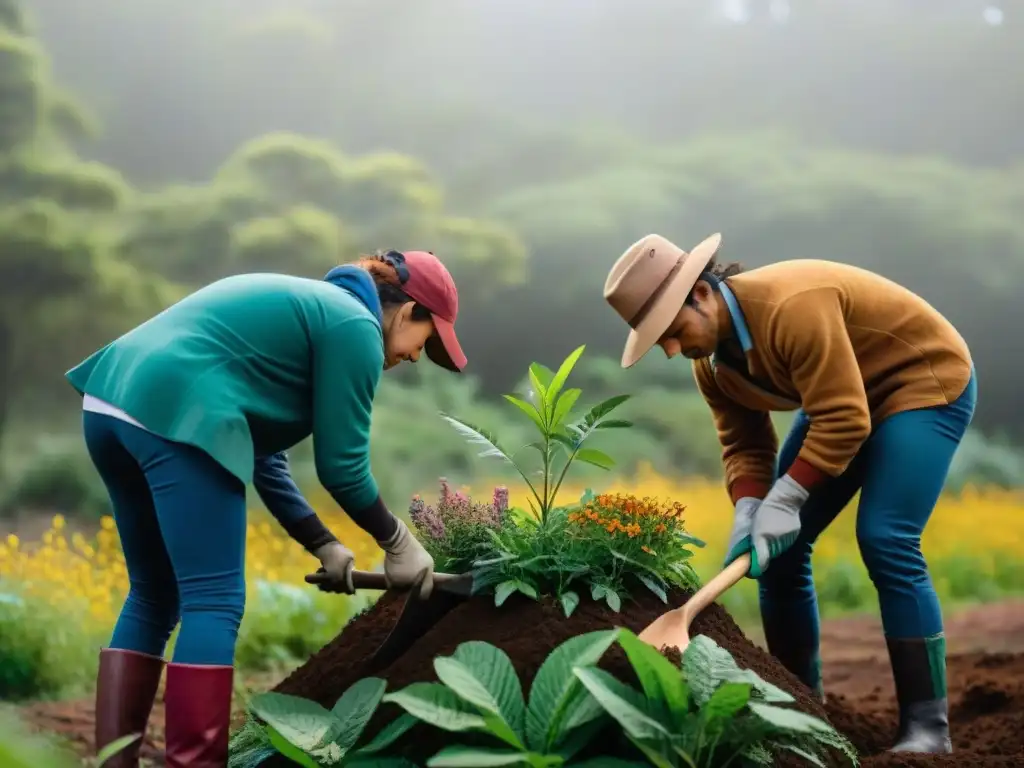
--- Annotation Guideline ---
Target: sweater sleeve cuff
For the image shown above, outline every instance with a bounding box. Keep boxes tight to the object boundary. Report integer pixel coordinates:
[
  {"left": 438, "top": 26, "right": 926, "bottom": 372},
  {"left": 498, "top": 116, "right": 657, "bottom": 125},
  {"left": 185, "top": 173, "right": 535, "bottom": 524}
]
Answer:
[
  {"left": 344, "top": 493, "right": 399, "bottom": 543},
  {"left": 729, "top": 478, "right": 771, "bottom": 505},
  {"left": 787, "top": 457, "right": 831, "bottom": 490},
  {"left": 281, "top": 513, "right": 337, "bottom": 554}
]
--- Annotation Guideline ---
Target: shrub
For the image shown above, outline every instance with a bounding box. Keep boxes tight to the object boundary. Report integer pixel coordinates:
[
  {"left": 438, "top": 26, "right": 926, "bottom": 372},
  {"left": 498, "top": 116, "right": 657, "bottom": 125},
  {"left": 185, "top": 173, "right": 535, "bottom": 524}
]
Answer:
[
  {"left": 0, "top": 438, "right": 110, "bottom": 520},
  {"left": 408, "top": 479, "right": 510, "bottom": 574}
]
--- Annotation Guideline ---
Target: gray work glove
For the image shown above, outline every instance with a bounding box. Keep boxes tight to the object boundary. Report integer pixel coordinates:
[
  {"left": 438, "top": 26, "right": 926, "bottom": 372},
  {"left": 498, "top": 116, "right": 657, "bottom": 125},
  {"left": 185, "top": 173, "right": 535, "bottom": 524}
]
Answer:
[
  {"left": 379, "top": 518, "right": 435, "bottom": 599},
  {"left": 749, "top": 474, "right": 809, "bottom": 578},
  {"left": 723, "top": 496, "right": 762, "bottom": 569},
  {"left": 311, "top": 541, "right": 356, "bottom": 594}
]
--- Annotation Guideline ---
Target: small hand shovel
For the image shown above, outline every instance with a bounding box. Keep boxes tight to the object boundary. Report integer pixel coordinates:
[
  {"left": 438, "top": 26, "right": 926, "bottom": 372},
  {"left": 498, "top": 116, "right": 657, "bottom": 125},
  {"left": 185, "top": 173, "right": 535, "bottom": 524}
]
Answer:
[
  {"left": 304, "top": 569, "right": 476, "bottom": 674},
  {"left": 638, "top": 552, "right": 751, "bottom": 653}
]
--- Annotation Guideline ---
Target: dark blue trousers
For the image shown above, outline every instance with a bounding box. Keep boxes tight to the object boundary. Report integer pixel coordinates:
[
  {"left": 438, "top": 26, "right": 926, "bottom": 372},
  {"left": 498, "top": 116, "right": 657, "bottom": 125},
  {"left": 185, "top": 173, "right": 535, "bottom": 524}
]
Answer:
[
  {"left": 759, "top": 372, "right": 977, "bottom": 692},
  {"left": 84, "top": 412, "right": 247, "bottom": 666}
]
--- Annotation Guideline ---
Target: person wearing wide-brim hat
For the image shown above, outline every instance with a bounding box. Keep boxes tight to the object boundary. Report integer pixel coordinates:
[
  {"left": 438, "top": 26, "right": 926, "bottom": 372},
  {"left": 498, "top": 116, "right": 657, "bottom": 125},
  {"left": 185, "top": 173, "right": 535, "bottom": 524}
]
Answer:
[
  {"left": 66, "top": 249, "right": 467, "bottom": 767},
  {"left": 603, "top": 234, "right": 976, "bottom": 755}
]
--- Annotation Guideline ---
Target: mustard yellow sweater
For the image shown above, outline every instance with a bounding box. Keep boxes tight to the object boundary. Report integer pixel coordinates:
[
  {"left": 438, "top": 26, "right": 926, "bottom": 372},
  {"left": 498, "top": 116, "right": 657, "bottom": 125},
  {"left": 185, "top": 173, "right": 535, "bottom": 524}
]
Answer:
[{"left": 692, "top": 260, "right": 973, "bottom": 502}]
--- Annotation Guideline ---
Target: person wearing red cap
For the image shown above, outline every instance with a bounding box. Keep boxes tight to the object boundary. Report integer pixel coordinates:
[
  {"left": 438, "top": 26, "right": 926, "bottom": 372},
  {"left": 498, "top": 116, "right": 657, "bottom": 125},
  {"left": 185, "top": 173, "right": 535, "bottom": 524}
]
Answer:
[{"left": 65, "top": 249, "right": 467, "bottom": 767}]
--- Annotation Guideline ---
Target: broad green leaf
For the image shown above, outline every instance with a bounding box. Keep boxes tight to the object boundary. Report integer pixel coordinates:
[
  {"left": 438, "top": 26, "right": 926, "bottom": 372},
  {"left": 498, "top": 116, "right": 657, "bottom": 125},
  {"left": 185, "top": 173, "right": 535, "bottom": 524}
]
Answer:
[
  {"left": 683, "top": 636, "right": 794, "bottom": 705},
  {"left": 550, "top": 388, "right": 582, "bottom": 431},
  {"left": 526, "top": 629, "right": 620, "bottom": 752},
  {"left": 249, "top": 692, "right": 342, "bottom": 752},
  {"left": 495, "top": 580, "right": 519, "bottom": 607},
  {"left": 593, "top": 420, "right": 633, "bottom": 430},
  {"left": 702, "top": 682, "right": 752, "bottom": 730},
  {"left": 514, "top": 579, "right": 538, "bottom": 598},
  {"left": 266, "top": 726, "right": 320, "bottom": 768},
  {"left": 433, "top": 642, "right": 527, "bottom": 749},
  {"left": 549, "top": 432, "right": 576, "bottom": 450},
  {"left": 552, "top": 716, "right": 605, "bottom": 761},
  {"left": 331, "top": 677, "right": 387, "bottom": 752},
  {"left": 382, "top": 682, "right": 488, "bottom": 732},
  {"left": 616, "top": 629, "right": 690, "bottom": 719},
  {"left": 427, "top": 745, "right": 531, "bottom": 767},
  {"left": 355, "top": 713, "right": 419, "bottom": 755},
  {"left": 546, "top": 345, "right": 586, "bottom": 409},
  {"left": 590, "top": 584, "right": 621, "bottom": 612},
  {"left": 574, "top": 448, "right": 615, "bottom": 470},
  {"left": 504, "top": 394, "right": 546, "bottom": 432},
  {"left": 572, "top": 667, "right": 669, "bottom": 742},
  {"left": 95, "top": 734, "right": 140, "bottom": 766},
  {"left": 747, "top": 702, "right": 837, "bottom": 735},
  {"left": 558, "top": 590, "right": 580, "bottom": 618}
]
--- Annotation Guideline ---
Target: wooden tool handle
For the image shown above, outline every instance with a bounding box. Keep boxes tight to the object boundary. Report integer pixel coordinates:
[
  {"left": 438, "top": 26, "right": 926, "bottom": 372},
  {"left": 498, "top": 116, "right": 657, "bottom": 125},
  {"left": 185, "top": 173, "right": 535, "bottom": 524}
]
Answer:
[
  {"left": 683, "top": 552, "right": 751, "bottom": 623},
  {"left": 306, "top": 569, "right": 464, "bottom": 591}
]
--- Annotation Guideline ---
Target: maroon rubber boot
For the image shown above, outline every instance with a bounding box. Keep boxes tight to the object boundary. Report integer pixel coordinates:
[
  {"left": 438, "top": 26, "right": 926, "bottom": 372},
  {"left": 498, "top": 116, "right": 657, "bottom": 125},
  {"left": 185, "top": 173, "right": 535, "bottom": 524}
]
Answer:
[
  {"left": 94, "top": 648, "right": 166, "bottom": 768},
  {"left": 163, "top": 662, "right": 235, "bottom": 767}
]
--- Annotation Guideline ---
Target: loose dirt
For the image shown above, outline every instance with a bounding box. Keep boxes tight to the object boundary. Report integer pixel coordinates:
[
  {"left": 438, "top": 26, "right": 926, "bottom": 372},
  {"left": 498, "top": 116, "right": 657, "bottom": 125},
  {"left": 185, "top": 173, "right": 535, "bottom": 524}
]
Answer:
[{"left": 17, "top": 598, "right": 1024, "bottom": 766}]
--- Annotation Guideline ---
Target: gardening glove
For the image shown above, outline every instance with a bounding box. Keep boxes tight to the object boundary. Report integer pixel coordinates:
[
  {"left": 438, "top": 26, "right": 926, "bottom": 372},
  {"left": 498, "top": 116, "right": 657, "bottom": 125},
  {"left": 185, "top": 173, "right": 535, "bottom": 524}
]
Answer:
[
  {"left": 749, "top": 474, "right": 809, "bottom": 578},
  {"left": 378, "top": 518, "right": 435, "bottom": 599},
  {"left": 723, "top": 497, "right": 762, "bottom": 568},
  {"left": 310, "top": 541, "right": 356, "bottom": 594}
]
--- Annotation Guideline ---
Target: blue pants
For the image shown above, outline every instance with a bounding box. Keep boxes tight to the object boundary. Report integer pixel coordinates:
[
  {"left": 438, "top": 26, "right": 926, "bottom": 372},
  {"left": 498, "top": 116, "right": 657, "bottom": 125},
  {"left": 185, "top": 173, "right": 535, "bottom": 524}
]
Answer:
[
  {"left": 83, "top": 412, "right": 247, "bottom": 666},
  {"left": 759, "top": 373, "right": 977, "bottom": 691}
]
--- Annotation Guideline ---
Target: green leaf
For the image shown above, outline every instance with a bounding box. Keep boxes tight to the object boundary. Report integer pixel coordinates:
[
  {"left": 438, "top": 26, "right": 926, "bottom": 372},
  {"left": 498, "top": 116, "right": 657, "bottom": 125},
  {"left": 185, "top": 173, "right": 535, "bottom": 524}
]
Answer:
[
  {"left": 528, "top": 367, "right": 550, "bottom": 418},
  {"left": 504, "top": 394, "right": 546, "bottom": 432},
  {"left": 590, "top": 584, "right": 621, "bottom": 612},
  {"left": 249, "top": 692, "right": 342, "bottom": 752},
  {"left": 558, "top": 590, "right": 580, "bottom": 618},
  {"left": 572, "top": 667, "right": 668, "bottom": 742},
  {"left": 95, "top": 734, "right": 141, "bottom": 766},
  {"left": 354, "top": 714, "right": 419, "bottom": 755},
  {"left": 433, "top": 642, "right": 527, "bottom": 749},
  {"left": 550, "top": 388, "right": 582, "bottom": 431},
  {"left": 637, "top": 574, "right": 668, "bottom": 603},
  {"left": 495, "top": 580, "right": 519, "bottom": 607},
  {"left": 594, "top": 420, "right": 633, "bottom": 430},
  {"left": 515, "top": 579, "right": 538, "bottom": 598},
  {"left": 266, "top": 726, "right": 321, "bottom": 768},
  {"left": 546, "top": 345, "right": 586, "bottom": 410},
  {"left": 748, "top": 702, "right": 838, "bottom": 735},
  {"left": 331, "top": 677, "right": 387, "bottom": 752},
  {"left": 526, "top": 629, "right": 620, "bottom": 752},
  {"left": 440, "top": 414, "right": 517, "bottom": 464},
  {"left": 616, "top": 629, "right": 690, "bottom": 720},
  {"left": 582, "top": 395, "right": 631, "bottom": 426},
  {"left": 382, "top": 682, "right": 488, "bottom": 733},
  {"left": 529, "top": 362, "right": 554, "bottom": 391},
  {"left": 702, "top": 682, "right": 752, "bottom": 730},
  {"left": 427, "top": 745, "right": 530, "bottom": 767},
  {"left": 574, "top": 448, "right": 615, "bottom": 470},
  {"left": 683, "top": 636, "right": 795, "bottom": 706}
]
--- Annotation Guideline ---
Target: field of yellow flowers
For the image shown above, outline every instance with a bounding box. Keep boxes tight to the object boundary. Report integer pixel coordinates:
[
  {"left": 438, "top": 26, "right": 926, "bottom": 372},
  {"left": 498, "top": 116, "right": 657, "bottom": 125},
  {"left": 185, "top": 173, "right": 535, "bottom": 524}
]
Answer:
[{"left": 1, "top": 469, "right": 1022, "bottom": 700}]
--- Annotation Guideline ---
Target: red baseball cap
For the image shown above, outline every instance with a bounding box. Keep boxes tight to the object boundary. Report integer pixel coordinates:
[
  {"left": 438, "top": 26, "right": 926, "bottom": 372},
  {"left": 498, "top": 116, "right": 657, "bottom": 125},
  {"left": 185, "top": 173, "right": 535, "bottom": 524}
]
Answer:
[{"left": 398, "top": 250, "right": 467, "bottom": 372}]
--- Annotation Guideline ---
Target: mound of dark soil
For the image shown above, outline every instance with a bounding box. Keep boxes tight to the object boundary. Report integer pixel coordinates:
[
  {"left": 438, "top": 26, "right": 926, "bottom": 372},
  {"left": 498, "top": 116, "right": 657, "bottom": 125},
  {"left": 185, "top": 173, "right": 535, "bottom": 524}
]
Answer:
[{"left": 267, "top": 588, "right": 841, "bottom": 766}]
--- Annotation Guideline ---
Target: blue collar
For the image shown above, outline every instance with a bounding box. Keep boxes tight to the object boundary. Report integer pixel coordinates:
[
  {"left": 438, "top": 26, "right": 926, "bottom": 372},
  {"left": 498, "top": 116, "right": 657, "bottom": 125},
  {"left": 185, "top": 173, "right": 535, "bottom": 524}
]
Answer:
[
  {"left": 718, "top": 281, "right": 753, "bottom": 353},
  {"left": 322, "top": 265, "right": 384, "bottom": 326}
]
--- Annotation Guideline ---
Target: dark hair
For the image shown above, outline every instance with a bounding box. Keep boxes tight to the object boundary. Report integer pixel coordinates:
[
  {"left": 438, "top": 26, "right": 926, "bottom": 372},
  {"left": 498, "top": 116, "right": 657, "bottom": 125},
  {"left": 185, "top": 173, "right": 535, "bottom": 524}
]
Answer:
[
  {"left": 355, "top": 250, "right": 433, "bottom": 321},
  {"left": 684, "top": 256, "right": 744, "bottom": 306}
]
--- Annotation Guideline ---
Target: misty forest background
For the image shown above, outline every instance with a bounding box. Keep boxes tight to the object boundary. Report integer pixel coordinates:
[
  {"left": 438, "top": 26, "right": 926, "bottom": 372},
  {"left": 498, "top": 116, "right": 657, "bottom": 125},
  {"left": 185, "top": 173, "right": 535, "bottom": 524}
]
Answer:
[{"left": 2, "top": 0, "right": 1022, "bottom": 521}]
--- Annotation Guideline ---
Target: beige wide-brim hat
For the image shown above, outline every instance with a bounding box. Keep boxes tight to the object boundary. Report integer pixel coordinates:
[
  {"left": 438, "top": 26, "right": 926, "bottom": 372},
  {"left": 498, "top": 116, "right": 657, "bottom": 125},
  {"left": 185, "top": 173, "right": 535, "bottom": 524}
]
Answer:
[{"left": 603, "top": 232, "right": 723, "bottom": 368}]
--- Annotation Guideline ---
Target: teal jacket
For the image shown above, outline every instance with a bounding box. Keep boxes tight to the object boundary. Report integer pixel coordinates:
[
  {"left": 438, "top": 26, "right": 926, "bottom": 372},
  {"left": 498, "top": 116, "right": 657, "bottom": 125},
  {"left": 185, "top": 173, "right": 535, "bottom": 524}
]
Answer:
[{"left": 66, "top": 270, "right": 385, "bottom": 515}]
